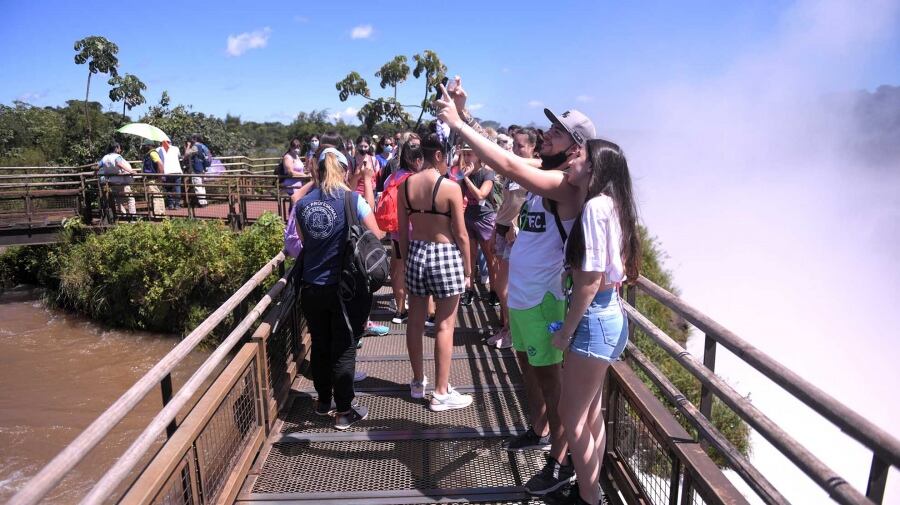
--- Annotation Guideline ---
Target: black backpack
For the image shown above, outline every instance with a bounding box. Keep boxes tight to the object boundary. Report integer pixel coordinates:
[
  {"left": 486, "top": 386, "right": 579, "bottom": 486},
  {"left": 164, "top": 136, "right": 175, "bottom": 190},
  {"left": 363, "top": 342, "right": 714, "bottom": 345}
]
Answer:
[{"left": 338, "top": 191, "right": 390, "bottom": 298}]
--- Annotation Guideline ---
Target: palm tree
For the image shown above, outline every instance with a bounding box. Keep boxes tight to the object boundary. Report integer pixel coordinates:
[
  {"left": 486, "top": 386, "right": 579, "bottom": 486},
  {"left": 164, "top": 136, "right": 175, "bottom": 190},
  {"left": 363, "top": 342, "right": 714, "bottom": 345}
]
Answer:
[
  {"left": 108, "top": 73, "right": 147, "bottom": 123},
  {"left": 74, "top": 36, "right": 119, "bottom": 142}
]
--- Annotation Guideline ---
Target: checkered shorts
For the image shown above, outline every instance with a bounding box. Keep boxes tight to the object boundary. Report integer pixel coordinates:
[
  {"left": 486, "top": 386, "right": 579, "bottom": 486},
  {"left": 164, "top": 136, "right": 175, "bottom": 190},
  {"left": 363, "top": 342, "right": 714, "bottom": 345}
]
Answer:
[{"left": 405, "top": 240, "right": 466, "bottom": 299}]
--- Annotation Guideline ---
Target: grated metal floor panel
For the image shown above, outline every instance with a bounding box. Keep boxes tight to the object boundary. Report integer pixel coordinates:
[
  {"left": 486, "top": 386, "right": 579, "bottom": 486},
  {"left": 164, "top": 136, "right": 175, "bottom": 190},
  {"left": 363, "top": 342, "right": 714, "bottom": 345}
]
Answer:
[
  {"left": 251, "top": 438, "right": 545, "bottom": 494},
  {"left": 358, "top": 332, "right": 512, "bottom": 358},
  {"left": 281, "top": 390, "right": 529, "bottom": 435},
  {"left": 295, "top": 356, "right": 522, "bottom": 393},
  {"left": 242, "top": 280, "right": 547, "bottom": 504}
]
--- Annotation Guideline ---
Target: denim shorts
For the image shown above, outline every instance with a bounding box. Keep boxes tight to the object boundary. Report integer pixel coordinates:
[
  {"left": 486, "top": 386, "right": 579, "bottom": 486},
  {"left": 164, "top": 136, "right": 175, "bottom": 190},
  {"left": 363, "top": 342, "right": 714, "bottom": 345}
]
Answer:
[{"left": 569, "top": 288, "right": 628, "bottom": 362}]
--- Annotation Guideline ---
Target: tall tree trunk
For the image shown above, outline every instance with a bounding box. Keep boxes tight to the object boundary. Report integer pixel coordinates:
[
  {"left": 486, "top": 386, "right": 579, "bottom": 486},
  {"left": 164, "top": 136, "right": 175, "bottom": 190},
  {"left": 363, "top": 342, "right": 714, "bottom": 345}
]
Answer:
[
  {"left": 84, "top": 70, "right": 93, "bottom": 144},
  {"left": 122, "top": 100, "right": 127, "bottom": 124}
]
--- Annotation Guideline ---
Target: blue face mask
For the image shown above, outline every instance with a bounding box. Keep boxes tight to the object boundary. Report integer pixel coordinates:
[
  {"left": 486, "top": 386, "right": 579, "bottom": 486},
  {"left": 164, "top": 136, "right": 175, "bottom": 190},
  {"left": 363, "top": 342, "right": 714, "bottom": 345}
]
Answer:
[{"left": 384, "top": 146, "right": 394, "bottom": 155}]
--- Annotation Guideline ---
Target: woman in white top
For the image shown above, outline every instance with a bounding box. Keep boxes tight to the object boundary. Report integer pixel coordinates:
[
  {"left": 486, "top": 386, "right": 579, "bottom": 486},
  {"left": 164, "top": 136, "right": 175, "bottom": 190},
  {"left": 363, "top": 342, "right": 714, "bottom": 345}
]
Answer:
[{"left": 551, "top": 139, "right": 640, "bottom": 505}]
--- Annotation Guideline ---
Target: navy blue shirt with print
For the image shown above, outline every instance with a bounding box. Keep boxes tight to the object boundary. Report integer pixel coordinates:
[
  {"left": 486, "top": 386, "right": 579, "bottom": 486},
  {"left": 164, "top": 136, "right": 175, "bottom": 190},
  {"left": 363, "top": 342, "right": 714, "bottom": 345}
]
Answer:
[{"left": 295, "top": 188, "right": 372, "bottom": 286}]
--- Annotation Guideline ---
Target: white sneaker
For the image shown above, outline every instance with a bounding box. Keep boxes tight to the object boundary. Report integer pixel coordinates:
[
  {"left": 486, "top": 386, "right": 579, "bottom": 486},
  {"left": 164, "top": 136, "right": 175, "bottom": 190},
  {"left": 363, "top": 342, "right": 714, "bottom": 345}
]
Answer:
[
  {"left": 410, "top": 376, "right": 429, "bottom": 399},
  {"left": 430, "top": 386, "right": 474, "bottom": 411},
  {"left": 487, "top": 327, "right": 507, "bottom": 346},
  {"left": 496, "top": 331, "right": 513, "bottom": 349},
  {"left": 354, "top": 370, "right": 367, "bottom": 382}
]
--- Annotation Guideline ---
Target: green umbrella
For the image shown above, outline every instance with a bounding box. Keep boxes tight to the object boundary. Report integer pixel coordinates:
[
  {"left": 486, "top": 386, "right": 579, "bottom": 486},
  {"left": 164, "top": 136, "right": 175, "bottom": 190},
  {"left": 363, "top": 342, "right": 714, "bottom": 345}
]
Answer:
[{"left": 116, "top": 122, "right": 171, "bottom": 143}]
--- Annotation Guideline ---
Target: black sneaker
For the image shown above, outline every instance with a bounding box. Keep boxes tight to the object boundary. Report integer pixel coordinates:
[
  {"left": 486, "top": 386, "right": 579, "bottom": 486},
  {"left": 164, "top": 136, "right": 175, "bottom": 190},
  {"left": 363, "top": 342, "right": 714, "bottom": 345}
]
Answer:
[
  {"left": 391, "top": 311, "right": 408, "bottom": 324},
  {"left": 334, "top": 405, "right": 369, "bottom": 430},
  {"left": 315, "top": 397, "right": 358, "bottom": 416},
  {"left": 314, "top": 399, "right": 333, "bottom": 416},
  {"left": 505, "top": 427, "right": 551, "bottom": 452},
  {"left": 524, "top": 454, "right": 575, "bottom": 496},
  {"left": 488, "top": 290, "right": 501, "bottom": 307},
  {"left": 460, "top": 290, "right": 474, "bottom": 306}
]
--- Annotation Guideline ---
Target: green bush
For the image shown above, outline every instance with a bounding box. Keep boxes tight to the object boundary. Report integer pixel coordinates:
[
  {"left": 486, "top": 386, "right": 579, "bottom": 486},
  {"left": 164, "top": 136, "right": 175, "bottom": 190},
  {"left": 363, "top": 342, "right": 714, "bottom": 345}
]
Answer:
[
  {"left": 1, "top": 213, "right": 285, "bottom": 339},
  {"left": 632, "top": 226, "right": 751, "bottom": 467}
]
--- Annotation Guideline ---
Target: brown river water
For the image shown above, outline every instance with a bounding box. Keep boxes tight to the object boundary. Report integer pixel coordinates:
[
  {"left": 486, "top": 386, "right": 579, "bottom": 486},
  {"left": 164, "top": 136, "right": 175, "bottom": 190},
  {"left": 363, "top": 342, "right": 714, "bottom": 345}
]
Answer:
[{"left": 0, "top": 288, "right": 211, "bottom": 503}]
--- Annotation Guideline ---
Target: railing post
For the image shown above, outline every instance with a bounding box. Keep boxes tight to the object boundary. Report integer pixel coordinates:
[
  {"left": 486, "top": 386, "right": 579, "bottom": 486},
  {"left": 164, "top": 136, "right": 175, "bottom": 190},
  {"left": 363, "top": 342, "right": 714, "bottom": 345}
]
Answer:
[
  {"left": 669, "top": 452, "right": 681, "bottom": 505},
  {"left": 866, "top": 453, "right": 889, "bottom": 503},
  {"left": 160, "top": 373, "right": 178, "bottom": 438},
  {"left": 626, "top": 284, "right": 636, "bottom": 342},
  {"left": 699, "top": 333, "right": 717, "bottom": 427},
  {"left": 680, "top": 472, "right": 694, "bottom": 505}
]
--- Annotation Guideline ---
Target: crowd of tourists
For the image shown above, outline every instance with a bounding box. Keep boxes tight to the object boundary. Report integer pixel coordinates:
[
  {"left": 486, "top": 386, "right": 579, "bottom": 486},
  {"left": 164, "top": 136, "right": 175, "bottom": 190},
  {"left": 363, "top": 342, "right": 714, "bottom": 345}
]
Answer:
[
  {"left": 282, "top": 77, "right": 640, "bottom": 505},
  {"left": 96, "top": 134, "right": 213, "bottom": 216}
]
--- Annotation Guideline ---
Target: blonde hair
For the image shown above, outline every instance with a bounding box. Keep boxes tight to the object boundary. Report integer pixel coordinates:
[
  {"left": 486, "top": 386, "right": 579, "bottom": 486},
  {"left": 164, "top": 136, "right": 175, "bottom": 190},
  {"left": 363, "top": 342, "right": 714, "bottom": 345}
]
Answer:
[{"left": 318, "top": 152, "right": 349, "bottom": 195}]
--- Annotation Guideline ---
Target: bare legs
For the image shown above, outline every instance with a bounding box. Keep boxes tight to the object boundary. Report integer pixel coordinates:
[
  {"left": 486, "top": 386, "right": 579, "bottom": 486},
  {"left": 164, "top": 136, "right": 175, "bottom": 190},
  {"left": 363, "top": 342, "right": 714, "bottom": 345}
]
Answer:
[
  {"left": 432, "top": 294, "right": 460, "bottom": 395},
  {"left": 390, "top": 255, "right": 406, "bottom": 315},
  {"left": 533, "top": 363, "right": 567, "bottom": 464},
  {"left": 559, "top": 353, "right": 611, "bottom": 505},
  {"left": 406, "top": 294, "right": 460, "bottom": 395},
  {"left": 406, "top": 295, "right": 428, "bottom": 383},
  {"left": 496, "top": 255, "right": 510, "bottom": 327},
  {"left": 468, "top": 238, "right": 498, "bottom": 293},
  {"left": 516, "top": 351, "right": 549, "bottom": 437}
]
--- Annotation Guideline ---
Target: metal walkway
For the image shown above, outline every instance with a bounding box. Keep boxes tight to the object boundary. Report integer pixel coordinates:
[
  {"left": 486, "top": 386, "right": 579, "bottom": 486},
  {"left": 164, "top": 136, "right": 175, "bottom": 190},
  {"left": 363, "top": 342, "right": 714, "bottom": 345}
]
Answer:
[{"left": 238, "top": 285, "right": 551, "bottom": 504}]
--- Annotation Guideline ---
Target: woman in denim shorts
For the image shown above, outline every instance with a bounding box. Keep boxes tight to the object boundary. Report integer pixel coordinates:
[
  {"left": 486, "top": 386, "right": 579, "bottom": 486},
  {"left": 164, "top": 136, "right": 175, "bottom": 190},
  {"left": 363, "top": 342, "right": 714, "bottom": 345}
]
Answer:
[{"left": 550, "top": 139, "right": 641, "bottom": 505}]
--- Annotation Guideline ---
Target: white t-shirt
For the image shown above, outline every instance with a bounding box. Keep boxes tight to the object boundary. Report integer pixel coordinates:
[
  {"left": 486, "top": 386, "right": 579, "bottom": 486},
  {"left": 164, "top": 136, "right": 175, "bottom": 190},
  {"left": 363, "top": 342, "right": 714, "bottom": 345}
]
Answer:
[
  {"left": 580, "top": 195, "right": 625, "bottom": 283},
  {"left": 507, "top": 194, "right": 575, "bottom": 309},
  {"left": 158, "top": 145, "right": 183, "bottom": 174}
]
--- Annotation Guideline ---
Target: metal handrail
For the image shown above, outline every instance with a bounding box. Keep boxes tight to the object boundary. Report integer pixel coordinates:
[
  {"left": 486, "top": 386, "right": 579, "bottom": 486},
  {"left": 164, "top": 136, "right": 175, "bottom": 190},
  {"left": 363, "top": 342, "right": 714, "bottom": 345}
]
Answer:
[
  {"left": 634, "top": 276, "right": 900, "bottom": 467},
  {"left": 7, "top": 252, "right": 286, "bottom": 505},
  {"left": 623, "top": 302, "right": 871, "bottom": 504}
]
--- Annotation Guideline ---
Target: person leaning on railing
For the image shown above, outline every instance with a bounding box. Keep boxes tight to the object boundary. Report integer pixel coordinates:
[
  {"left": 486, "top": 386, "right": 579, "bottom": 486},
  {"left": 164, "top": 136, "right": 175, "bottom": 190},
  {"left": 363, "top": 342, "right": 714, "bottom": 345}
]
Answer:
[{"left": 97, "top": 141, "right": 137, "bottom": 216}]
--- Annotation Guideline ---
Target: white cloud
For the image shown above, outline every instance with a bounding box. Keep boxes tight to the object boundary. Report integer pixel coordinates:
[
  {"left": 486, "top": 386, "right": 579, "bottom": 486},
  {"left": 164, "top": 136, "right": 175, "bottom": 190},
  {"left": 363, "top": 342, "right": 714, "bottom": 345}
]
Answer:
[
  {"left": 576, "top": 95, "right": 594, "bottom": 103},
  {"left": 331, "top": 106, "right": 358, "bottom": 122},
  {"left": 351, "top": 25, "right": 374, "bottom": 40},
  {"left": 226, "top": 27, "right": 272, "bottom": 57},
  {"left": 16, "top": 91, "right": 46, "bottom": 102},
  {"left": 527, "top": 100, "right": 543, "bottom": 108},
  {"left": 468, "top": 103, "right": 485, "bottom": 111}
]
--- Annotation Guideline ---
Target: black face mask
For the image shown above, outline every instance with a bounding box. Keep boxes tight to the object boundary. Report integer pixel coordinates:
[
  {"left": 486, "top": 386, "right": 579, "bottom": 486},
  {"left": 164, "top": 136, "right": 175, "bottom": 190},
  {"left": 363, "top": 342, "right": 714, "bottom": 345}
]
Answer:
[{"left": 540, "top": 150, "right": 568, "bottom": 170}]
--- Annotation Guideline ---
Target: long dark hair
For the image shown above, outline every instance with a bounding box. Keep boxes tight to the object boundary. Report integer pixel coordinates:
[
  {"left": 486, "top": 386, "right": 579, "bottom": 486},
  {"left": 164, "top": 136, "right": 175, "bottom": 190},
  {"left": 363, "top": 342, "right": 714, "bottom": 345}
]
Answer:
[{"left": 565, "top": 139, "right": 641, "bottom": 282}]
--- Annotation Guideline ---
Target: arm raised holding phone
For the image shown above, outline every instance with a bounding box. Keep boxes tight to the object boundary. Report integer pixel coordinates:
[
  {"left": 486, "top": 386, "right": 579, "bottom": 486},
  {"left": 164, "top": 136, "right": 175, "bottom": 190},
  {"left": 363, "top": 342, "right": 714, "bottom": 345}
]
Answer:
[{"left": 435, "top": 78, "right": 588, "bottom": 220}]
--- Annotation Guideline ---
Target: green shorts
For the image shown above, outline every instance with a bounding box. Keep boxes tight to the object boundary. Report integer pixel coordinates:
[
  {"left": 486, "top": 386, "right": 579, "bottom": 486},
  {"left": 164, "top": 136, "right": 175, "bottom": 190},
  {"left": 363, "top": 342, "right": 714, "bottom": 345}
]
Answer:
[{"left": 509, "top": 292, "right": 566, "bottom": 366}]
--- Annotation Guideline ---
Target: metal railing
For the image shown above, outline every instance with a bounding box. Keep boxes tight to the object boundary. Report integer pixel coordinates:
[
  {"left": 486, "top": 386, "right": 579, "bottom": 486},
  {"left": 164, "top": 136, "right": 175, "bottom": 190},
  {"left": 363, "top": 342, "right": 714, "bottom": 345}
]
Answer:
[
  {"left": 8, "top": 253, "right": 304, "bottom": 505},
  {"left": 604, "top": 361, "right": 749, "bottom": 505},
  {"left": 618, "top": 277, "right": 900, "bottom": 505},
  {"left": 0, "top": 158, "right": 311, "bottom": 244}
]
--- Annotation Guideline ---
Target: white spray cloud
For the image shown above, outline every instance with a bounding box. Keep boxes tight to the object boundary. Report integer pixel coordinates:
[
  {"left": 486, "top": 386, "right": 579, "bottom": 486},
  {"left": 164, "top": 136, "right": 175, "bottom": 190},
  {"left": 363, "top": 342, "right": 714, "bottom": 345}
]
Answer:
[
  {"left": 226, "top": 27, "right": 272, "bottom": 57},
  {"left": 610, "top": 0, "right": 900, "bottom": 502}
]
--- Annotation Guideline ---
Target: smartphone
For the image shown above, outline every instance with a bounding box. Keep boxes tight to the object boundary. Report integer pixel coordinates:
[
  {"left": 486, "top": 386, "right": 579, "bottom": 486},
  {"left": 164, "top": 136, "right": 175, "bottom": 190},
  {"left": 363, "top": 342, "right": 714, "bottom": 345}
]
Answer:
[{"left": 433, "top": 76, "right": 449, "bottom": 97}]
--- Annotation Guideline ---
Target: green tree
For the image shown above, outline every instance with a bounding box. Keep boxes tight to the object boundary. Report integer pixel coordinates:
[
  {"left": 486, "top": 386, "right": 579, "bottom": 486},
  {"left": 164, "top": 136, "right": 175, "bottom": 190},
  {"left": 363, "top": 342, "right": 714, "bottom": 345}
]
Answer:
[
  {"left": 336, "top": 50, "right": 447, "bottom": 132},
  {"left": 108, "top": 73, "right": 147, "bottom": 123},
  {"left": 73, "top": 36, "right": 119, "bottom": 143}
]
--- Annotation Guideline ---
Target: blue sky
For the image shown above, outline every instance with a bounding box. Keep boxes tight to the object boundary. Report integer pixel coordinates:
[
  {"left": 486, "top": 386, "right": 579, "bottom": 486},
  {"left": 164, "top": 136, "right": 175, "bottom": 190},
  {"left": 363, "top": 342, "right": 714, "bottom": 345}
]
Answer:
[{"left": 2, "top": 0, "right": 897, "bottom": 129}]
